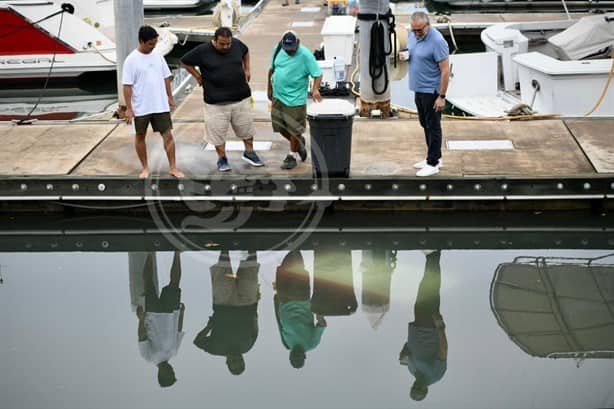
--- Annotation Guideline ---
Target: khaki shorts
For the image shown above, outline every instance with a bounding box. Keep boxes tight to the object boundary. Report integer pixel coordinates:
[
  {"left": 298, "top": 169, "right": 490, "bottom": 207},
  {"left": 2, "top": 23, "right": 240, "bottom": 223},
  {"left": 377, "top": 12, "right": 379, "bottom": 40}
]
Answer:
[
  {"left": 271, "top": 98, "right": 306, "bottom": 137},
  {"left": 204, "top": 97, "right": 255, "bottom": 146},
  {"left": 134, "top": 112, "right": 172, "bottom": 135},
  {"left": 210, "top": 260, "right": 260, "bottom": 306}
]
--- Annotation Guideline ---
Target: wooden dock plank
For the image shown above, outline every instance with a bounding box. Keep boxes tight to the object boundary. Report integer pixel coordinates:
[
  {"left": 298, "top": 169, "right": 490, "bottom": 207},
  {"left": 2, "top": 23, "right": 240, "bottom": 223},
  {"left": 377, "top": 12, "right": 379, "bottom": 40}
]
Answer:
[
  {"left": 0, "top": 123, "right": 117, "bottom": 176},
  {"left": 565, "top": 119, "right": 614, "bottom": 174}
]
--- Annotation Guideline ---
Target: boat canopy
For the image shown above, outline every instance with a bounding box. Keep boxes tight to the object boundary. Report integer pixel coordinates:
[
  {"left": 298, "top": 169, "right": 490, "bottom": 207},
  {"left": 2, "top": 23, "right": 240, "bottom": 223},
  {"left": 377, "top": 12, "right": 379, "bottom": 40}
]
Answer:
[{"left": 548, "top": 13, "right": 614, "bottom": 60}]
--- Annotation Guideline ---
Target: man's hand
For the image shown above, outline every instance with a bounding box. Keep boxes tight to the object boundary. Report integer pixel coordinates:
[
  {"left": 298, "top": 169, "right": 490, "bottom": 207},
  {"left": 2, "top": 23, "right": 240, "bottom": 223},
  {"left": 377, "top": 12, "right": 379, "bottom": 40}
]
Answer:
[
  {"left": 312, "top": 88, "right": 322, "bottom": 102},
  {"left": 267, "top": 86, "right": 273, "bottom": 101},
  {"left": 125, "top": 107, "right": 135, "bottom": 124},
  {"left": 434, "top": 96, "right": 445, "bottom": 112},
  {"left": 432, "top": 313, "right": 445, "bottom": 329},
  {"left": 316, "top": 314, "right": 327, "bottom": 327},
  {"left": 245, "top": 69, "right": 251, "bottom": 83},
  {"left": 168, "top": 96, "right": 176, "bottom": 111}
]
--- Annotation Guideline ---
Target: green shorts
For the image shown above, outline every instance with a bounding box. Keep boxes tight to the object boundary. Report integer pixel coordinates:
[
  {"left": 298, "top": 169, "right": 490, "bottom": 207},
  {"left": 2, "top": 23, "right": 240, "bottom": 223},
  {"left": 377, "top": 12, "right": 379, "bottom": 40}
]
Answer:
[
  {"left": 271, "top": 99, "right": 306, "bottom": 137},
  {"left": 134, "top": 112, "right": 173, "bottom": 135}
]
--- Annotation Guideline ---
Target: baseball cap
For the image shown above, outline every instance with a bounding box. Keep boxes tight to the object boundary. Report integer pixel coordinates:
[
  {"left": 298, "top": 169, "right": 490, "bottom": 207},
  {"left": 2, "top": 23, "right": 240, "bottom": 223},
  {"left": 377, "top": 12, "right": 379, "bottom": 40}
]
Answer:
[{"left": 281, "top": 31, "right": 298, "bottom": 51}]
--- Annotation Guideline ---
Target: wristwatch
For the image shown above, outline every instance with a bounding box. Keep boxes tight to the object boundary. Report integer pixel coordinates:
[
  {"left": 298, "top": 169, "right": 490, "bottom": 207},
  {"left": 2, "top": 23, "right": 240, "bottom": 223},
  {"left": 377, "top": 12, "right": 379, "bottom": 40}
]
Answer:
[{"left": 438, "top": 94, "right": 446, "bottom": 99}]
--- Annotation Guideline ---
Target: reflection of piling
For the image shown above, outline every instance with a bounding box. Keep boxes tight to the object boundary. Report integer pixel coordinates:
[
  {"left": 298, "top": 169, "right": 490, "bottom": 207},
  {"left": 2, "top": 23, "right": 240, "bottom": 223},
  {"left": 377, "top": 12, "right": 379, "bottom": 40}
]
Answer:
[
  {"left": 311, "top": 246, "right": 358, "bottom": 316},
  {"left": 128, "top": 252, "right": 158, "bottom": 311},
  {"left": 358, "top": 0, "right": 392, "bottom": 117},
  {"left": 361, "top": 249, "right": 395, "bottom": 329}
]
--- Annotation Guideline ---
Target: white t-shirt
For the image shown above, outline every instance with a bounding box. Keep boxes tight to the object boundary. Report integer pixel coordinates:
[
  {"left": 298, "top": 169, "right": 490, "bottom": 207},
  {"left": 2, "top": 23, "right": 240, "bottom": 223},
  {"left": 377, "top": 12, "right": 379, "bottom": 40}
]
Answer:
[
  {"left": 122, "top": 49, "right": 172, "bottom": 116},
  {"left": 139, "top": 311, "right": 184, "bottom": 365}
]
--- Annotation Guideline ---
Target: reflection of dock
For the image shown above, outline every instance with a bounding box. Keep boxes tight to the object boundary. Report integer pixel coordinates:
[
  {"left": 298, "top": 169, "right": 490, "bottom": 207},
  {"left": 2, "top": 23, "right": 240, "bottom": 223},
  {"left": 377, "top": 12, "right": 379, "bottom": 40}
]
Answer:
[
  {"left": 0, "top": 0, "right": 613, "bottom": 209},
  {"left": 491, "top": 255, "right": 614, "bottom": 360},
  {"left": 1, "top": 212, "right": 613, "bottom": 251}
]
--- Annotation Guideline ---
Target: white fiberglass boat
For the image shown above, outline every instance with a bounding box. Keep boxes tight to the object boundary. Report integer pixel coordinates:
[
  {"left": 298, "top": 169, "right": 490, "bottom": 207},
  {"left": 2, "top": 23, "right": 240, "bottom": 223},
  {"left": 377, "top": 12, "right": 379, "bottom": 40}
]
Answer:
[
  {"left": 445, "top": 14, "right": 614, "bottom": 117},
  {"left": 0, "top": 1, "right": 177, "bottom": 87},
  {"left": 143, "top": 0, "right": 213, "bottom": 10}
]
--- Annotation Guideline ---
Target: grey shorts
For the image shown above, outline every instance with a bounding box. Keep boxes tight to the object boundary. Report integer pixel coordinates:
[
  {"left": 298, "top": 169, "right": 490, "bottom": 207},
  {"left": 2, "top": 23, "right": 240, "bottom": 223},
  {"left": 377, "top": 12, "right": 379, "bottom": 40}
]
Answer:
[
  {"left": 204, "top": 97, "right": 255, "bottom": 146},
  {"left": 134, "top": 112, "right": 173, "bottom": 135},
  {"left": 210, "top": 259, "right": 260, "bottom": 306},
  {"left": 271, "top": 98, "right": 306, "bottom": 137}
]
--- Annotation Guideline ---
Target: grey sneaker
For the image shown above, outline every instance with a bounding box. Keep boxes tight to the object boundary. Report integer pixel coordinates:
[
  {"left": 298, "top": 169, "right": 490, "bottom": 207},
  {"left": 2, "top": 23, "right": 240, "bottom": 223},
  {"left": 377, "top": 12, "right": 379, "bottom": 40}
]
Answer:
[
  {"left": 217, "top": 156, "right": 231, "bottom": 172},
  {"left": 242, "top": 150, "right": 264, "bottom": 167},
  {"left": 298, "top": 135, "right": 308, "bottom": 162},
  {"left": 280, "top": 154, "right": 297, "bottom": 170}
]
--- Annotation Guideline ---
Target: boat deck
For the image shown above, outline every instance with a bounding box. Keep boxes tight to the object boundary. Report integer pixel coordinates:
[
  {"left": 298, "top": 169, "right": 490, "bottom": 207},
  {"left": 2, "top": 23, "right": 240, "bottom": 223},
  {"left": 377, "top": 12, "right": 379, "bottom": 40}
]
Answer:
[{"left": 1, "top": 0, "right": 612, "bottom": 207}]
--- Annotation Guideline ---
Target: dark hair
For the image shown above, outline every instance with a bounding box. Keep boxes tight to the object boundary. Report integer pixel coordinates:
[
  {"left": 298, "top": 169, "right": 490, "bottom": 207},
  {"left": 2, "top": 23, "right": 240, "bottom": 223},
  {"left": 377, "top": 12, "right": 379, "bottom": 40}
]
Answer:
[
  {"left": 214, "top": 26, "right": 233, "bottom": 40},
  {"left": 138, "top": 25, "right": 159, "bottom": 43},
  {"left": 157, "top": 362, "right": 177, "bottom": 388}
]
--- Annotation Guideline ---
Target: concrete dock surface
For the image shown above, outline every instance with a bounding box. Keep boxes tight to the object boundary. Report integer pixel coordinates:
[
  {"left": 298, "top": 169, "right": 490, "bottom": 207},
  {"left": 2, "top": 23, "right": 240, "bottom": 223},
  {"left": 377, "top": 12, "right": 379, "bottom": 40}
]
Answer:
[{"left": 0, "top": 0, "right": 612, "bottom": 204}]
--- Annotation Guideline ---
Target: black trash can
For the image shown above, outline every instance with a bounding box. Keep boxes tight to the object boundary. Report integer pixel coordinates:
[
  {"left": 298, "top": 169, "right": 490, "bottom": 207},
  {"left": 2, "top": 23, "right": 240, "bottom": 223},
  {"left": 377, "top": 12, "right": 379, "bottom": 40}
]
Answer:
[{"left": 307, "top": 99, "right": 355, "bottom": 178}]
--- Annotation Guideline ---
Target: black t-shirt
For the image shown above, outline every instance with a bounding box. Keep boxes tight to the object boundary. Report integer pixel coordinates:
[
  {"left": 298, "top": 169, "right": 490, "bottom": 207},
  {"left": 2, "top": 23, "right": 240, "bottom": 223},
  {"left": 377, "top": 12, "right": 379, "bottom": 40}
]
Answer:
[
  {"left": 195, "top": 304, "right": 258, "bottom": 356},
  {"left": 180, "top": 38, "right": 251, "bottom": 104}
]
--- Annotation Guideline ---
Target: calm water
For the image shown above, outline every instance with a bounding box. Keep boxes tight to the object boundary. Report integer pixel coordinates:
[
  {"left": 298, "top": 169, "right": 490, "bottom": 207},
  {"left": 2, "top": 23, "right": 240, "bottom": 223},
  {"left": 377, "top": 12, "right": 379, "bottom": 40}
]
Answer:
[{"left": 1, "top": 215, "right": 614, "bottom": 409}]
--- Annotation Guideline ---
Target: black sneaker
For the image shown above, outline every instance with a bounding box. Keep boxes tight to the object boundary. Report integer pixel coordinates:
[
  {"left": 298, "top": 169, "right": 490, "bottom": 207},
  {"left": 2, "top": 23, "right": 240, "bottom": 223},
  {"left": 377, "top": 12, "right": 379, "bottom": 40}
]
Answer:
[
  {"left": 280, "top": 154, "right": 297, "bottom": 170},
  {"left": 298, "top": 135, "right": 308, "bottom": 162}
]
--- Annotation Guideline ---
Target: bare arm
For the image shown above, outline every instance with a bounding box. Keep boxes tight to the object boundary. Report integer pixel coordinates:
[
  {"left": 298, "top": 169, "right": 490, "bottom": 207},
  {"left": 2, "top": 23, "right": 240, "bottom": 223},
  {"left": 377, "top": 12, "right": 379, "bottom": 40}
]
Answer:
[
  {"left": 243, "top": 51, "right": 251, "bottom": 82},
  {"left": 137, "top": 305, "right": 147, "bottom": 341},
  {"left": 434, "top": 58, "right": 450, "bottom": 112},
  {"left": 182, "top": 63, "right": 202, "bottom": 86},
  {"left": 311, "top": 76, "right": 322, "bottom": 102},
  {"left": 267, "top": 68, "right": 274, "bottom": 101},
  {"left": 433, "top": 315, "right": 448, "bottom": 361},
  {"left": 164, "top": 76, "right": 175, "bottom": 110},
  {"left": 123, "top": 84, "right": 134, "bottom": 123}
]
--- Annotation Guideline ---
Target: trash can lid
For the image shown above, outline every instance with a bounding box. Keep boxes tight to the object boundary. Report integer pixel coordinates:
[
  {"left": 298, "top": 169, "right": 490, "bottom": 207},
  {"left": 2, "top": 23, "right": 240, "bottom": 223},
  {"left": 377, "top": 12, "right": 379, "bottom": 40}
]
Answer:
[{"left": 307, "top": 99, "right": 356, "bottom": 118}]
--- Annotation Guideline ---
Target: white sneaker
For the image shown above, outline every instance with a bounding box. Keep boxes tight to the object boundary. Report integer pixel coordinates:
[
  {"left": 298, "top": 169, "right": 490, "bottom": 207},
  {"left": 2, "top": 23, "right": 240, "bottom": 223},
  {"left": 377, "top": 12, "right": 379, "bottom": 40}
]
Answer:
[
  {"left": 413, "top": 159, "right": 443, "bottom": 169},
  {"left": 416, "top": 164, "right": 439, "bottom": 177}
]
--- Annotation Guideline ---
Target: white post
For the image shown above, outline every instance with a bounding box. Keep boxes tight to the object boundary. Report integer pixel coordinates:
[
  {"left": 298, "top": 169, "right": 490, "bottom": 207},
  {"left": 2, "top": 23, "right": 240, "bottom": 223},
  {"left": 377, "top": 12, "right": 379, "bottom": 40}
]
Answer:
[
  {"left": 114, "top": 0, "right": 144, "bottom": 108},
  {"left": 358, "top": 0, "right": 391, "bottom": 117}
]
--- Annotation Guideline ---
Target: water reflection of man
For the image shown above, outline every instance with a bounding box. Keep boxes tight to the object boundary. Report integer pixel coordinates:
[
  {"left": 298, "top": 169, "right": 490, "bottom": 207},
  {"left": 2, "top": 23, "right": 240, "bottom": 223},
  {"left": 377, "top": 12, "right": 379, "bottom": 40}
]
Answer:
[
  {"left": 399, "top": 250, "right": 447, "bottom": 401},
  {"left": 194, "top": 250, "right": 260, "bottom": 375},
  {"left": 274, "top": 251, "right": 326, "bottom": 369},
  {"left": 136, "top": 251, "right": 185, "bottom": 388}
]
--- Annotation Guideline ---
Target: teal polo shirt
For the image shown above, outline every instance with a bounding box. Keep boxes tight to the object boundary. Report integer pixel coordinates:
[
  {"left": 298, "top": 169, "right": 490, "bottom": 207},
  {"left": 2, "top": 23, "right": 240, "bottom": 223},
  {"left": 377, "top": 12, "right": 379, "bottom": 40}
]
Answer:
[{"left": 270, "top": 44, "right": 322, "bottom": 107}]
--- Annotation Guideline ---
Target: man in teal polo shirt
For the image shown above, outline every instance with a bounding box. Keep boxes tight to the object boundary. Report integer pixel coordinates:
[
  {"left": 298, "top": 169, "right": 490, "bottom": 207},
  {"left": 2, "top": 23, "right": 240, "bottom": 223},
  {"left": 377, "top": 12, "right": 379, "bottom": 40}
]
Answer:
[{"left": 267, "top": 31, "right": 322, "bottom": 170}]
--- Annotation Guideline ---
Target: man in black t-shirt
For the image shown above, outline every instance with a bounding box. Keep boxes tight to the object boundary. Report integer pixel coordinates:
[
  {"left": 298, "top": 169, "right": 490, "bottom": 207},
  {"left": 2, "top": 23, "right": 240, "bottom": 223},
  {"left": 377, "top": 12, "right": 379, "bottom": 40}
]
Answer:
[{"left": 181, "top": 27, "right": 264, "bottom": 172}]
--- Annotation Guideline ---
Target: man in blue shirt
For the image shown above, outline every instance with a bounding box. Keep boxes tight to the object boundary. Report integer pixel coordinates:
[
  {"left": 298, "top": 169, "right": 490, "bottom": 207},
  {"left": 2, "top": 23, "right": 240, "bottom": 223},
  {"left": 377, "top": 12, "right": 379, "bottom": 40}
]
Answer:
[
  {"left": 406, "top": 12, "right": 450, "bottom": 177},
  {"left": 267, "top": 31, "right": 322, "bottom": 170}
]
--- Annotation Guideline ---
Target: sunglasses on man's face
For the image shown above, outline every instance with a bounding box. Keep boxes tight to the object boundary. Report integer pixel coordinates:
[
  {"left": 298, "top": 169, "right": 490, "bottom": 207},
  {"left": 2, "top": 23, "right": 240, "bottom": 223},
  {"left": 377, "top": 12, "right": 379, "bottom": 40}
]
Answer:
[{"left": 411, "top": 24, "right": 428, "bottom": 33}]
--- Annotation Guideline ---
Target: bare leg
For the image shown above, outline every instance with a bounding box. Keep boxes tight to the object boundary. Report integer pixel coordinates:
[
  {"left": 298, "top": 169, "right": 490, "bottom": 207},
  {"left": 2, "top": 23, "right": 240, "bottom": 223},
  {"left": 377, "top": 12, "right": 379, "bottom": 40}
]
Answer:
[
  {"left": 135, "top": 132, "right": 149, "bottom": 179},
  {"left": 243, "top": 138, "right": 254, "bottom": 152},
  {"left": 280, "top": 130, "right": 299, "bottom": 152},
  {"left": 161, "top": 130, "right": 184, "bottom": 178},
  {"left": 214, "top": 144, "right": 227, "bottom": 158},
  {"left": 169, "top": 251, "right": 182, "bottom": 289}
]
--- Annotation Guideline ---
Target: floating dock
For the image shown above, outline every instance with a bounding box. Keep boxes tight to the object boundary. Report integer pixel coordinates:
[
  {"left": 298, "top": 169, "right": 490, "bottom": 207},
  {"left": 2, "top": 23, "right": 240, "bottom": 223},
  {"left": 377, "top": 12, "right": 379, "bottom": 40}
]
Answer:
[{"left": 0, "top": 0, "right": 612, "bottom": 210}]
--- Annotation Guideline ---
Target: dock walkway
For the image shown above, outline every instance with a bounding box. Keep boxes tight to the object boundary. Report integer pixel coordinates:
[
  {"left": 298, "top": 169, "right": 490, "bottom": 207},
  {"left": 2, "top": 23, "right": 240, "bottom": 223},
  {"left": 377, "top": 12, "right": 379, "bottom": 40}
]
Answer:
[{"left": 0, "top": 1, "right": 612, "bottom": 205}]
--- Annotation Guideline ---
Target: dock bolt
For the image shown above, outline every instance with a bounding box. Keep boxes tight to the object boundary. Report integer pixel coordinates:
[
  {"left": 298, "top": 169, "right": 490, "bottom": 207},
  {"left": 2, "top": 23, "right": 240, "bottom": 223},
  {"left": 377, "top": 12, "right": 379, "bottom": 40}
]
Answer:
[
  {"left": 284, "top": 183, "right": 294, "bottom": 192},
  {"left": 338, "top": 184, "right": 346, "bottom": 191},
  {"left": 583, "top": 183, "right": 591, "bottom": 190},
  {"left": 446, "top": 184, "right": 454, "bottom": 192},
  {"left": 230, "top": 184, "right": 238, "bottom": 192},
  {"left": 556, "top": 183, "right": 564, "bottom": 190},
  {"left": 204, "top": 184, "right": 212, "bottom": 192},
  {"left": 97, "top": 183, "right": 106, "bottom": 192},
  {"left": 177, "top": 183, "right": 185, "bottom": 192},
  {"left": 419, "top": 184, "right": 427, "bottom": 191},
  {"left": 474, "top": 184, "right": 482, "bottom": 192},
  {"left": 71, "top": 184, "right": 79, "bottom": 192},
  {"left": 391, "top": 184, "right": 399, "bottom": 191},
  {"left": 151, "top": 184, "right": 158, "bottom": 191},
  {"left": 310, "top": 184, "right": 319, "bottom": 192},
  {"left": 20, "top": 184, "right": 28, "bottom": 191},
  {"left": 610, "top": 183, "right": 614, "bottom": 190},
  {"left": 101, "top": 240, "right": 109, "bottom": 249},
  {"left": 46, "top": 184, "right": 54, "bottom": 191},
  {"left": 364, "top": 183, "right": 372, "bottom": 191},
  {"left": 500, "top": 183, "right": 508, "bottom": 191}
]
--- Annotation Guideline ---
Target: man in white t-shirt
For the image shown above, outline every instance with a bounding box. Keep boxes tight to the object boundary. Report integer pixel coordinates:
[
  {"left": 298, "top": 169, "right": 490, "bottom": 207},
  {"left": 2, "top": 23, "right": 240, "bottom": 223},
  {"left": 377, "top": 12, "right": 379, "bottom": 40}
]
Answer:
[
  {"left": 122, "top": 25, "right": 184, "bottom": 179},
  {"left": 136, "top": 251, "right": 185, "bottom": 388}
]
